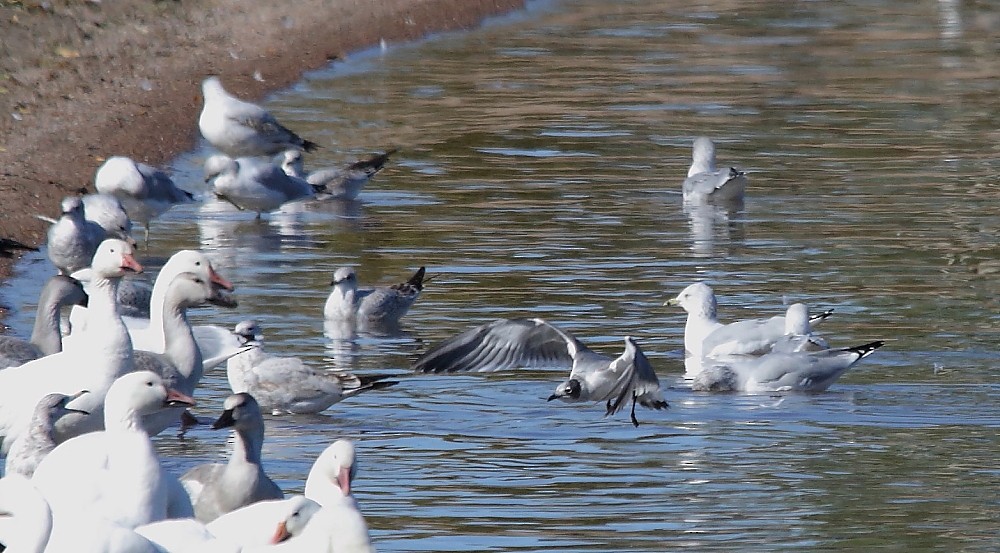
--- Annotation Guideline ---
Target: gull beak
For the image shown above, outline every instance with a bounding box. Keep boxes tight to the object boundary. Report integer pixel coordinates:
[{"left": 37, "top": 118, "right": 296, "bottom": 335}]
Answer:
[
  {"left": 663, "top": 297, "right": 680, "bottom": 306},
  {"left": 270, "top": 521, "right": 291, "bottom": 544},
  {"left": 546, "top": 393, "right": 560, "bottom": 402},
  {"left": 120, "top": 253, "right": 144, "bottom": 274},
  {"left": 164, "top": 388, "right": 195, "bottom": 408}
]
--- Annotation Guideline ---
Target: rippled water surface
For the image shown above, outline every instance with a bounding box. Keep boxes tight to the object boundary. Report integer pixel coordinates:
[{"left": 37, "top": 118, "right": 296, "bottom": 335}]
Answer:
[{"left": 5, "top": 0, "right": 1000, "bottom": 550}]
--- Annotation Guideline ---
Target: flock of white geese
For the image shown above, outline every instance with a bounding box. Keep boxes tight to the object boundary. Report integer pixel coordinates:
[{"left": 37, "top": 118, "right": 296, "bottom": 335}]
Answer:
[{"left": 0, "top": 76, "right": 884, "bottom": 552}]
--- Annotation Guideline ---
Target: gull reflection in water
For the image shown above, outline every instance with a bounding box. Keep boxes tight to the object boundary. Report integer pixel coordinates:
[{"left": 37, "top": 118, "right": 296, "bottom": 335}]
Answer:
[{"left": 683, "top": 200, "right": 747, "bottom": 258}]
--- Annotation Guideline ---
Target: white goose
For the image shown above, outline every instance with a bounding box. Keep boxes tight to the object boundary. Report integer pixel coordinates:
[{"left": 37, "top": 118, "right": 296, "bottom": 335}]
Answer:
[
  {"left": 132, "top": 270, "right": 239, "bottom": 435},
  {"left": 30, "top": 371, "right": 196, "bottom": 532},
  {"left": 0, "top": 238, "right": 141, "bottom": 453},
  {"left": 206, "top": 495, "right": 321, "bottom": 548},
  {"left": 180, "top": 393, "right": 284, "bottom": 522}
]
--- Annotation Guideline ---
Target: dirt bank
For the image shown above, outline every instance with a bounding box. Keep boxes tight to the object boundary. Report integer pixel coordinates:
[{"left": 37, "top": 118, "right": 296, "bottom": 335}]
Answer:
[{"left": 0, "top": 0, "right": 524, "bottom": 294}]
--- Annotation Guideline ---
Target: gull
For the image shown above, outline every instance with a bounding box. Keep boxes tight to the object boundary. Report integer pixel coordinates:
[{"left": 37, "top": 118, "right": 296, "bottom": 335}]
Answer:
[
  {"left": 199, "top": 76, "right": 318, "bottom": 158},
  {"left": 94, "top": 156, "right": 194, "bottom": 240},
  {"left": 0, "top": 274, "right": 88, "bottom": 369},
  {"left": 682, "top": 137, "right": 748, "bottom": 204},
  {"left": 278, "top": 148, "right": 396, "bottom": 201},
  {"left": 324, "top": 266, "right": 427, "bottom": 327},
  {"left": 81, "top": 193, "right": 135, "bottom": 244},
  {"left": 691, "top": 340, "right": 885, "bottom": 393},
  {"left": 45, "top": 196, "right": 99, "bottom": 275},
  {"left": 180, "top": 393, "right": 284, "bottom": 522},
  {"left": 205, "top": 154, "right": 320, "bottom": 218},
  {"left": 665, "top": 282, "right": 832, "bottom": 358},
  {"left": 227, "top": 321, "right": 398, "bottom": 415},
  {"left": 412, "top": 318, "right": 669, "bottom": 427}
]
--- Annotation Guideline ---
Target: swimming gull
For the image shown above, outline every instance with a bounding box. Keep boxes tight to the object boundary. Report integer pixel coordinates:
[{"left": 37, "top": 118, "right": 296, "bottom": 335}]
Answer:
[
  {"left": 691, "top": 340, "right": 885, "bottom": 393},
  {"left": 413, "top": 318, "right": 669, "bottom": 426},
  {"left": 278, "top": 148, "right": 396, "bottom": 201},
  {"left": 205, "top": 154, "right": 319, "bottom": 217},
  {"left": 227, "top": 321, "right": 398, "bottom": 415},
  {"left": 199, "top": 76, "right": 318, "bottom": 158},
  {"left": 682, "top": 137, "right": 748, "bottom": 204},
  {"left": 323, "top": 266, "right": 427, "bottom": 328},
  {"left": 664, "top": 282, "right": 832, "bottom": 358}
]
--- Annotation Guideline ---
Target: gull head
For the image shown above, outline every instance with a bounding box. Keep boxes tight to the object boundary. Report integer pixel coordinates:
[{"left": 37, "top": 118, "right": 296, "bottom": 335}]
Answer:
[
  {"left": 201, "top": 76, "right": 225, "bottom": 99},
  {"left": 204, "top": 154, "right": 238, "bottom": 182},
  {"left": 59, "top": 196, "right": 84, "bottom": 218},
  {"left": 664, "top": 282, "right": 717, "bottom": 317},
  {"left": 232, "top": 320, "right": 263, "bottom": 346},
  {"left": 548, "top": 378, "right": 582, "bottom": 403},
  {"left": 279, "top": 150, "right": 306, "bottom": 177},
  {"left": 330, "top": 267, "right": 357, "bottom": 288},
  {"left": 783, "top": 303, "right": 811, "bottom": 334},
  {"left": 689, "top": 136, "right": 718, "bottom": 176}
]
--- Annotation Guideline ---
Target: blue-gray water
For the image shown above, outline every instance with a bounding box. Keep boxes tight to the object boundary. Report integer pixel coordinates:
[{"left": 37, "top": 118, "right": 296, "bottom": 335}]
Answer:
[{"left": 3, "top": 0, "right": 1000, "bottom": 550}]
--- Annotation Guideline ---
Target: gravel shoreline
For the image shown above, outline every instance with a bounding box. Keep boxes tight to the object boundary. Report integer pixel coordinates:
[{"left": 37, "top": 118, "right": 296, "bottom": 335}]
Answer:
[{"left": 0, "top": 0, "right": 524, "bottom": 300}]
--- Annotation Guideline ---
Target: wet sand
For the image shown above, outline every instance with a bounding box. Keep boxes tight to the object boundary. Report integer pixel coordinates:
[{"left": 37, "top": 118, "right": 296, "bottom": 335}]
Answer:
[{"left": 0, "top": 0, "right": 524, "bottom": 302}]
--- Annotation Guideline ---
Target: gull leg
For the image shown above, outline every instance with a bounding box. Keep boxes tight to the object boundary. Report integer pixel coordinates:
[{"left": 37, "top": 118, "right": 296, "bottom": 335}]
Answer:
[{"left": 629, "top": 393, "right": 639, "bottom": 427}]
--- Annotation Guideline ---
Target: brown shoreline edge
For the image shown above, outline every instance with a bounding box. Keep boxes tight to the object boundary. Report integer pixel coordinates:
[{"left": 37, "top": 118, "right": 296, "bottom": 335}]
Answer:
[{"left": 0, "top": 0, "right": 525, "bottom": 312}]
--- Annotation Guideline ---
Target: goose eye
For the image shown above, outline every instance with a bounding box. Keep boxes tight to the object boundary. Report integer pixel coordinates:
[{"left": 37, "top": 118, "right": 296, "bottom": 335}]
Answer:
[
  {"left": 194, "top": 278, "right": 204, "bottom": 284},
  {"left": 195, "top": 261, "right": 202, "bottom": 266},
  {"left": 146, "top": 381, "right": 154, "bottom": 387}
]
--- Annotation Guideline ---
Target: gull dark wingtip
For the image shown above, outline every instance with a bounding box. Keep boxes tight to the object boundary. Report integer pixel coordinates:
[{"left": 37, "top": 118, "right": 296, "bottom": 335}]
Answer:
[{"left": 302, "top": 139, "right": 321, "bottom": 152}]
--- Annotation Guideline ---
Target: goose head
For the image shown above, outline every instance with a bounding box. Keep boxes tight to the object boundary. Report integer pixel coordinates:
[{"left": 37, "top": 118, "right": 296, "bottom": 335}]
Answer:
[
  {"left": 269, "top": 496, "right": 322, "bottom": 544},
  {"left": 155, "top": 250, "right": 235, "bottom": 305},
  {"left": 164, "top": 271, "right": 237, "bottom": 311},
  {"left": 90, "top": 238, "right": 143, "bottom": 278},
  {"left": 211, "top": 392, "right": 263, "bottom": 431},
  {"left": 102, "top": 371, "right": 195, "bottom": 427},
  {"left": 307, "top": 439, "right": 357, "bottom": 499},
  {"left": 0, "top": 473, "right": 52, "bottom": 553}
]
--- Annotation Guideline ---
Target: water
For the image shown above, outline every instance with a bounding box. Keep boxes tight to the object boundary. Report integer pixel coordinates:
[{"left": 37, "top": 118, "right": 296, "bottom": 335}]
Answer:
[{"left": 4, "top": 0, "right": 1000, "bottom": 550}]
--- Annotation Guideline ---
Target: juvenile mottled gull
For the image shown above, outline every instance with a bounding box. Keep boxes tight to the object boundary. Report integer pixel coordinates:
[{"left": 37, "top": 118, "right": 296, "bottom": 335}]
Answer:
[
  {"left": 665, "top": 282, "right": 832, "bottom": 358},
  {"left": 4, "top": 392, "right": 88, "bottom": 478},
  {"left": 0, "top": 275, "right": 88, "bottom": 369},
  {"left": 205, "top": 154, "right": 319, "bottom": 217},
  {"left": 278, "top": 148, "right": 396, "bottom": 201},
  {"left": 94, "top": 156, "right": 194, "bottom": 240},
  {"left": 413, "top": 318, "right": 669, "bottom": 427},
  {"left": 180, "top": 393, "right": 284, "bottom": 522},
  {"left": 226, "top": 321, "right": 397, "bottom": 415},
  {"left": 323, "top": 266, "right": 426, "bottom": 327},
  {"left": 199, "top": 76, "right": 318, "bottom": 158},
  {"left": 691, "top": 340, "right": 884, "bottom": 393},
  {"left": 682, "top": 137, "right": 748, "bottom": 204}
]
